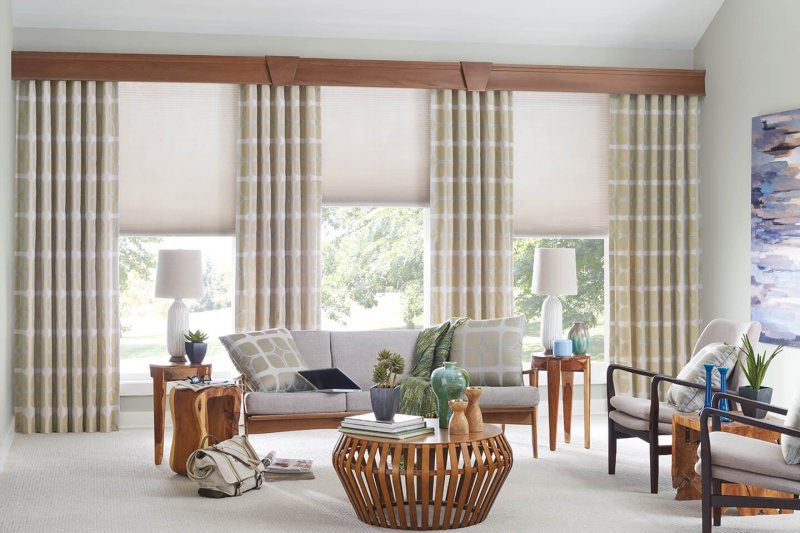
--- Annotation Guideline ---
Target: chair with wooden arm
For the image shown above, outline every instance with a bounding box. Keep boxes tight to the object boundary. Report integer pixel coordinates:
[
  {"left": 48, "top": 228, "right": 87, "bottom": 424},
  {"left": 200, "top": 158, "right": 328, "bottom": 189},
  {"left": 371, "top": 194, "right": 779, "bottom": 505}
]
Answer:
[
  {"left": 699, "top": 392, "right": 800, "bottom": 533},
  {"left": 606, "top": 319, "right": 760, "bottom": 494}
]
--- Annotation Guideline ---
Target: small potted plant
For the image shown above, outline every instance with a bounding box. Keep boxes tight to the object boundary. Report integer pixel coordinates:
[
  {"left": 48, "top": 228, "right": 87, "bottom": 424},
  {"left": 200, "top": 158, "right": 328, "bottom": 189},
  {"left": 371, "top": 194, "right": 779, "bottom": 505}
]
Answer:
[
  {"left": 370, "top": 349, "right": 405, "bottom": 421},
  {"left": 184, "top": 329, "right": 209, "bottom": 365},
  {"left": 737, "top": 334, "right": 783, "bottom": 418}
]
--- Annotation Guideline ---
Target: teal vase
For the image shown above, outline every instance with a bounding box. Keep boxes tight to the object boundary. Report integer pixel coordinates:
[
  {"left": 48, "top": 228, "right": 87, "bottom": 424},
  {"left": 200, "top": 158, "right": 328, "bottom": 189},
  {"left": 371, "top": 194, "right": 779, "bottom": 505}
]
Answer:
[
  {"left": 430, "top": 361, "right": 470, "bottom": 428},
  {"left": 567, "top": 322, "right": 590, "bottom": 356}
]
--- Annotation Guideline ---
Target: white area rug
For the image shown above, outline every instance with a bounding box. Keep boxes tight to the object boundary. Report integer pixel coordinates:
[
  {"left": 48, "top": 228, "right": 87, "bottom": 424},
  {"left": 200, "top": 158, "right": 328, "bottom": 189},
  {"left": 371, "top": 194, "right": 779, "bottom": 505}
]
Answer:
[{"left": 1, "top": 416, "right": 797, "bottom": 532}]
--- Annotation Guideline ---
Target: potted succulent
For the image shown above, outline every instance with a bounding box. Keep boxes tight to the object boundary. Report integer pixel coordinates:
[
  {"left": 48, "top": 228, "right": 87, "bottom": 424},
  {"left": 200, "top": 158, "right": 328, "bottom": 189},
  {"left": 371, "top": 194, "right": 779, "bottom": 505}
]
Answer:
[
  {"left": 737, "top": 334, "right": 783, "bottom": 418},
  {"left": 370, "top": 349, "right": 405, "bottom": 421},
  {"left": 184, "top": 329, "right": 209, "bottom": 364}
]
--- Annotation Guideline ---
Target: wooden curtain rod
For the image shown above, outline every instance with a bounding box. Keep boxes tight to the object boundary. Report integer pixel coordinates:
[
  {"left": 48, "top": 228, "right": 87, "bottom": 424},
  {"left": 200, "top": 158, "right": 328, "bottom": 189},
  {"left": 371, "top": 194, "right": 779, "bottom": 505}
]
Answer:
[{"left": 12, "top": 51, "right": 705, "bottom": 95}]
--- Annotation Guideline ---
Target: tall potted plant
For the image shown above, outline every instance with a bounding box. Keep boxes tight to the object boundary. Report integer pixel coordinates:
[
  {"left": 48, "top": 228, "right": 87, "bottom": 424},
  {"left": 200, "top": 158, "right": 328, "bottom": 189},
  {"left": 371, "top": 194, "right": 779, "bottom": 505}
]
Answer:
[
  {"left": 370, "top": 349, "right": 405, "bottom": 421},
  {"left": 184, "top": 329, "right": 209, "bottom": 364},
  {"left": 737, "top": 334, "right": 783, "bottom": 418}
]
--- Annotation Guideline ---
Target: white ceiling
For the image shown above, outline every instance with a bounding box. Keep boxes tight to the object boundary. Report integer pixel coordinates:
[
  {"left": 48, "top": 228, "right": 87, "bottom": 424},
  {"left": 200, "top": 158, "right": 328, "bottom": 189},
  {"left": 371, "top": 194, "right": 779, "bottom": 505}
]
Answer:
[{"left": 12, "top": 0, "right": 724, "bottom": 50}]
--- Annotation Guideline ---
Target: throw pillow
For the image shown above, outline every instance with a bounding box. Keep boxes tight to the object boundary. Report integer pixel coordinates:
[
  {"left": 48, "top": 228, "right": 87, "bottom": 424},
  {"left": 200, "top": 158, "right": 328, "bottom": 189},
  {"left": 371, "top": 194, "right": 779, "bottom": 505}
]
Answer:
[
  {"left": 666, "top": 342, "right": 738, "bottom": 413},
  {"left": 782, "top": 388, "right": 800, "bottom": 464},
  {"left": 219, "top": 328, "right": 309, "bottom": 392},
  {"left": 449, "top": 315, "right": 525, "bottom": 387}
]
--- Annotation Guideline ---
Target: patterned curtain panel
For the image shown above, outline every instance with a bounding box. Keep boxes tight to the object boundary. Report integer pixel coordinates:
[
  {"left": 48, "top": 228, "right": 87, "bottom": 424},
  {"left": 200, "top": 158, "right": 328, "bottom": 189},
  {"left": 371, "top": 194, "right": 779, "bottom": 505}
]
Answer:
[
  {"left": 236, "top": 85, "right": 322, "bottom": 331},
  {"left": 429, "top": 90, "right": 514, "bottom": 323},
  {"left": 609, "top": 94, "right": 701, "bottom": 396},
  {"left": 15, "top": 80, "right": 120, "bottom": 433}
]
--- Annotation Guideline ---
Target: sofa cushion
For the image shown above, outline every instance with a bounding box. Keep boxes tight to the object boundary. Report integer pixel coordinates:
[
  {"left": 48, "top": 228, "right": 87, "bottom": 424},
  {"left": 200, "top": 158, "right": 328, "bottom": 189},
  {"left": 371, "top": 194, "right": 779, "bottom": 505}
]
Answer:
[
  {"left": 245, "top": 391, "right": 347, "bottom": 415},
  {"left": 450, "top": 316, "right": 525, "bottom": 387},
  {"left": 609, "top": 396, "right": 676, "bottom": 424},
  {"left": 345, "top": 391, "right": 373, "bottom": 412},
  {"left": 666, "top": 342, "right": 738, "bottom": 412},
  {"left": 290, "top": 330, "right": 333, "bottom": 369},
  {"left": 698, "top": 431, "right": 800, "bottom": 483},
  {"left": 478, "top": 386, "right": 539, "bottom": 409},
  {"left": 330, "top": 330, "right": 420, "bottom": 388},
  {"left": 219, "top": 328, "right": 309, "bottom": 392},
  {"left": 782, "top": 388, "right": 800, "bottom": 464}
]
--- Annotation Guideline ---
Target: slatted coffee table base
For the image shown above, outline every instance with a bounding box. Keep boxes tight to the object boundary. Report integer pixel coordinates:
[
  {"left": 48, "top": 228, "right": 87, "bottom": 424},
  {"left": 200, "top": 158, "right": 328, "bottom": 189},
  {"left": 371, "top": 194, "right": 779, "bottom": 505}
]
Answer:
[{"left": 332, "top": 431, "right": 513, "bottom": 530}]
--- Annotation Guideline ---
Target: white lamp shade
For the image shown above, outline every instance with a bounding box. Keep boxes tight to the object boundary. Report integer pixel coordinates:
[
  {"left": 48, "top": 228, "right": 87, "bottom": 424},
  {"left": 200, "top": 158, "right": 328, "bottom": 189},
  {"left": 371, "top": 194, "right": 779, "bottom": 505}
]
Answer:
[
  {"left": 155, "top": 249, "right": 204, "bottom": 299},
  {"left": 531, "top": 248, "right": 578, "bottom": 296}
]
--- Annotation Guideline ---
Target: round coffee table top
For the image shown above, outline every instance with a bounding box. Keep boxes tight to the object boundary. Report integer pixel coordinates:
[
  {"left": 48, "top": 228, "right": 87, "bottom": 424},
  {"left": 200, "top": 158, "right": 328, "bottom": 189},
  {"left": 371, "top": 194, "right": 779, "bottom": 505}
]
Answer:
[{"left": 339, "top": 420, "right": 502, "bottom": 445}]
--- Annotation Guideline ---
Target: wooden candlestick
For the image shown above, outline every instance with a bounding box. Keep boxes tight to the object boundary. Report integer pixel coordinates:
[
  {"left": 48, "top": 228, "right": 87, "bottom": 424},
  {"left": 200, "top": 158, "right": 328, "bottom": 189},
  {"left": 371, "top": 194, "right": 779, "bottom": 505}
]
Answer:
[
  {"left": 448, "top": 400, "right": 469, "bottom": 435},
  {"left": 465, "top": 386, "right": 483, "bottom": 433}
]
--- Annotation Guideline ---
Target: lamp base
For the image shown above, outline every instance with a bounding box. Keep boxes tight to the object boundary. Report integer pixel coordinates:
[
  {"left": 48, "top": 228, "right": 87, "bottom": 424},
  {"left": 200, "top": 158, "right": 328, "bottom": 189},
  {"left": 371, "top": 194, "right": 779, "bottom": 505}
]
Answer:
[
  {"left": 166, "top": 298, "right": 189, "bottom": 364},
  {"left": 540, "top": 295, "right": 564, "bottom": 354}
]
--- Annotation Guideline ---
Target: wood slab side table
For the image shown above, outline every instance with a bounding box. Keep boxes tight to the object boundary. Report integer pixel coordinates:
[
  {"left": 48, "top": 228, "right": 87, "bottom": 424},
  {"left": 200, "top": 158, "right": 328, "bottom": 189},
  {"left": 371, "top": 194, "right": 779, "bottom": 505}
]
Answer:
[
  {"left": 525, "top": 354, "right": 591, "bottom": 451},
  {"left": 333, "top": 422, "right": 513, "bottom": 529},
  {"left": 149, "top": 363, "right": 212, "bottom": 465},
  {"left": 671, "top": 411, "right": 794, "bottom": 515},
  {"left": 169, "top": 385, "right": 242, "bottom": 475}
]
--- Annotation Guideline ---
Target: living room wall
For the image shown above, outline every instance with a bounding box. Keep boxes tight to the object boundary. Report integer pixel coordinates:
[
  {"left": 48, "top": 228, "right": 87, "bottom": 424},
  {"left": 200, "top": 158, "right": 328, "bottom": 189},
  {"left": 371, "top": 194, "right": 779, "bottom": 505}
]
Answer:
[
  {"left": 1, "top": 0, "right": 15, "bottom": 464},
  {"left": 695, "top": 0, "right": 800, "bottom": 407}
]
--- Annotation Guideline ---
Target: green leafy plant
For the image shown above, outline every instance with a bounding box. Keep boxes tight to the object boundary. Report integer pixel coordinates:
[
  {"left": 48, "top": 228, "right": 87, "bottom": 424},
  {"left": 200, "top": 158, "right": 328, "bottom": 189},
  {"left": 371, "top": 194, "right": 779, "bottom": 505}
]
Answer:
[
  {"left": 372, "top": 349, "right": 405, "bottom": 388},
  {"left": 184, "top": 329, "right": 209, "bottom": 344},
  {"left": 738, "top": 334, "right": 783, "bottom": 390}
]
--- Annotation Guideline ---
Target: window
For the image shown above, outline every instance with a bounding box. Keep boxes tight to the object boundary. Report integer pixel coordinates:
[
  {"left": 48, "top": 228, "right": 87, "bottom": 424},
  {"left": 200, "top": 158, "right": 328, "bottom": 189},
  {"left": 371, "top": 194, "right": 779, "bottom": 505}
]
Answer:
[
  {"left": 119, "top": 236, "right": 236, "bottom": 379},
  {"left": 321, "top": 206, "right": 425, "bottom": 330},
  {"left": 514, "top": 237, "right": 606, "bottom": 362}
]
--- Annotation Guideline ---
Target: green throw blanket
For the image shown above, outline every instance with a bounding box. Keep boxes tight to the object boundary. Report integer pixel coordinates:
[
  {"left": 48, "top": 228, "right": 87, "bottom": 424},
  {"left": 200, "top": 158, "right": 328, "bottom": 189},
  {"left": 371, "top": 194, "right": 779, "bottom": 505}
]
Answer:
[{"left": 397, "top": 318, "right": 467, "bottom": 418}]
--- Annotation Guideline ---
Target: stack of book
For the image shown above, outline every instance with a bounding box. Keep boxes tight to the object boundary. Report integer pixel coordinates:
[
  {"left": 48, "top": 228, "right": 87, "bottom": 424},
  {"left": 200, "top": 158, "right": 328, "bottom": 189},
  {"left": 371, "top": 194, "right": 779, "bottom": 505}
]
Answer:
[
  {"left": 261, "top": 451, "right": 315, "bottom": 482},
  {"left": 339, "top": 413, "right": 434, "bottom": 440}
]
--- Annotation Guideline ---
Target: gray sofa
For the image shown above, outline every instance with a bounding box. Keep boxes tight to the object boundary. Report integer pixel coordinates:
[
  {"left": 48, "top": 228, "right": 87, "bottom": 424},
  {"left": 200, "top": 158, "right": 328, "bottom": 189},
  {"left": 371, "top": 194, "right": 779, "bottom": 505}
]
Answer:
[{"left": 243, "top": 330, "right": 541, "bottom": 457}]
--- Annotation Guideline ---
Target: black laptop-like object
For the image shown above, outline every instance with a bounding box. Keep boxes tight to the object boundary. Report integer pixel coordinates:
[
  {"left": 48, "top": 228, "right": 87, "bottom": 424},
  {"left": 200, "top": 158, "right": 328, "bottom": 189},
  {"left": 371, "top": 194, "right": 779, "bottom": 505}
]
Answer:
[{"left": 297, "top": 368, "right": 362, "bottom": 392}]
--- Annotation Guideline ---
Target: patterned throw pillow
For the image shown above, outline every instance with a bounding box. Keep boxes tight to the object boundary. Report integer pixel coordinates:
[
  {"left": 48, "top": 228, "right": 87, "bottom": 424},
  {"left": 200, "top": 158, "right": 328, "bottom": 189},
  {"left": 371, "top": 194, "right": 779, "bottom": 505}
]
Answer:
[
  {"left": 782, "top": 388, "right": 800, "bottom": 464},
  {"left": 219, "top": 328, "right": 309, "bottom": 392},
  {"left": 666, "top": 342, "right": 738, "bottom": 412},
  {"left": 449, "top": 316, "right": 525, "bottom": 387}
]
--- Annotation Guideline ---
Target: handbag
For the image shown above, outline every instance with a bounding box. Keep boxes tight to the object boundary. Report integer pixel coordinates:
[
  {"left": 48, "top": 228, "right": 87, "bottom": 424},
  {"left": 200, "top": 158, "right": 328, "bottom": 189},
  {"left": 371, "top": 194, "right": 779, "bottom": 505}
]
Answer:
[{"left": 186, "top": 435, "right": 265, "bottom": 498}]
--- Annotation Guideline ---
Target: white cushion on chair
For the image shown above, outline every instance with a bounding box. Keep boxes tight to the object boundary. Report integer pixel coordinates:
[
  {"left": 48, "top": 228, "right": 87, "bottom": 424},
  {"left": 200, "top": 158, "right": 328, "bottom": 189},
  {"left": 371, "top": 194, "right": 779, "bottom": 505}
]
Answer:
[
  {"left": 608, "top": 410, "right": 672, "bottom": 434},
  {"left": 609, "top": 396, "right": 676, "bottom": 424},
  {"left": 782, "top": 388, "right": 800, "bottom": 464},
  {"left": 666, "top": 342, "right": 738, "bottom": 412}
]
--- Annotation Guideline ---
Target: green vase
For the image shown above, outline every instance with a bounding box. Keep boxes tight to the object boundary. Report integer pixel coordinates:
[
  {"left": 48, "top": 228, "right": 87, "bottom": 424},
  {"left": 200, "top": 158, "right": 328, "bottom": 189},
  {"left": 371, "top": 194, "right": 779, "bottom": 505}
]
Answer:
[
  {"left": 567, "top": 322, "right": 590, "bottom": 356},
  {"left": 430, "top": 361, "right": 470, "bottom": 428}
]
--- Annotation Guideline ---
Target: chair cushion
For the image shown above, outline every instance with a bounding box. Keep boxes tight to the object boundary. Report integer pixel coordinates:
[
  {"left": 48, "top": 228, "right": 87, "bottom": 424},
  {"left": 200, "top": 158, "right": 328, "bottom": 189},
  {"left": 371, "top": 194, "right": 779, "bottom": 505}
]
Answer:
[
  {"left": 782, "top": 388, "right": 800, "bottom": 464},
  {"left": 609, "top": 396, "right": 676, "bottom": 424},
  {"left": 697, "top": 432, "right": 800, "bottom": 486},
  {"left": 450, "top": 316, "right": 525, "bottom": 387},
  {"left": 220, "top": 328, "right": 310, "bottom": 392},
  {"left": 608, "top": 410, "right": 672, "bottom": 434},
  {"left": 666, "top": 342, "right": 738, "bottom": 412},
  {"left": 245, "top": 391, "right": 347, "bottom": 415}
]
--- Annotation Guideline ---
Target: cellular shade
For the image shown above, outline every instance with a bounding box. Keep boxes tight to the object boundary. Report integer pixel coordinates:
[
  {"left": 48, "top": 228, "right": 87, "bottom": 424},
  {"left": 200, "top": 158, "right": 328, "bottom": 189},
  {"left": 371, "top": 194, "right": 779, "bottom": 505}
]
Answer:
[
  {"left": 513, "top": 92, "right": 609, "bottom": 236},
  {"left": 321, "top": 87, "right": 430, "bottom": 205},
  {"left": 532, "top": 248, "right": 577, "bottom": 296},
  {"left": 155, "top": 249, "right": 204, "bottom": 299},
  {"left": 118, "top": 82, "right": 237, "bottom": 234}
]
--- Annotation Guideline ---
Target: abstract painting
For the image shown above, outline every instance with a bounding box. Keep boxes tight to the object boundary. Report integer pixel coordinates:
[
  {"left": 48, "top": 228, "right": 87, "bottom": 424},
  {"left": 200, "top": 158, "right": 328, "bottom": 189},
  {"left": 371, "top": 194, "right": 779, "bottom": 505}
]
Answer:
[{"left": 752, "top": 108, "right": 800, "bottom": 346}]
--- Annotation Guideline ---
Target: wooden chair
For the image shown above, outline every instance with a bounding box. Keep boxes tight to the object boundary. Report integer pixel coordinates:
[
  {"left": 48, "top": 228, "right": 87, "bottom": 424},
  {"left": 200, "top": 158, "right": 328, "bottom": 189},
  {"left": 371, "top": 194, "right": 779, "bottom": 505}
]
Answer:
[
  {"left": 699, "top": 393, "right": 800, "bottom": 532},
  {"left": 606, "top": 319, "right": 760, "bottom": 493}
]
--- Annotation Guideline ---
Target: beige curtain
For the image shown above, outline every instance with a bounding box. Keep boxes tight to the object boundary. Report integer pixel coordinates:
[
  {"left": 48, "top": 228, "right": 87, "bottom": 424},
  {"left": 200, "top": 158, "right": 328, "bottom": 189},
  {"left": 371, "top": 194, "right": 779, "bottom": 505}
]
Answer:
[
  {"left": 609, "top": 94, "right": 701, "bottom": 396},
  {"left": 236, "top": 85, "right": 322, "bottom": 331},
  {"left": 15, "top": 80, "right": 120, "bottom": 433},
  {"left": 429, "top": 90, "right": 513, "bottom": 323}
]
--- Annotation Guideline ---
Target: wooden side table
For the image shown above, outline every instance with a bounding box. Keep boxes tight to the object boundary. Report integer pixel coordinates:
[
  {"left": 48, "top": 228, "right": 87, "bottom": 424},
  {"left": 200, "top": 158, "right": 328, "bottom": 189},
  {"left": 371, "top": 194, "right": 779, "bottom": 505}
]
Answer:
[
  {"left": 671, "top": 411, "right": 794, "bottom": 515},
  {"left": 525, "top": 354, "right": 591, "bottom": 451},
  {"left": 149, "top": 363, "right": 212, "bottom": 465},
  {"left": 169, "top": 385, "right": 242, "bottom": 475}
]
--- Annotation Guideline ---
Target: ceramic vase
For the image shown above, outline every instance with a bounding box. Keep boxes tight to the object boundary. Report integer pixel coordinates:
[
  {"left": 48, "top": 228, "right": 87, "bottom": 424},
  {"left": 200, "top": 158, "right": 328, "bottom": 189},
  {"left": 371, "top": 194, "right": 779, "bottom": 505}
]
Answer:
[
  {"left": 464, "top": 387, "right": 483, "bottom": 433},
  {"left": 431, "top": 361, "right": 470, "bottom": 428},
  {"left": 703, "top": 362, "right": 715, "bottom": 410},
  {"left": 717, "top": 366, "right": 730, "bottom": 422},
  {"left": 184, "top": 342, "right": 208, "bottom": 364},
  {"left": 567, "top": 322, "right": 590, "bottom": 356},
  {"left": 370, "top": 386, "right": 401, "bottom": 422},
  {"left": 737, "top": 385, "right": 773, "bottom": 419},
  {"left": 448, "top": 400, "right": 469, "bottom": 435}
]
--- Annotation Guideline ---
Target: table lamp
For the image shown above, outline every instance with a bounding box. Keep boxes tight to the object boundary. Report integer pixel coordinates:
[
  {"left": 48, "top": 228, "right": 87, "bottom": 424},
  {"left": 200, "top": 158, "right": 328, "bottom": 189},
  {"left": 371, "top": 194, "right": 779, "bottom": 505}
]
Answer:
[
  {"left": 155, "top": 249, "right": 204, "bottom": 363},
  {"left": 531, "top": 248, "right": 577, "bottom": 355}
]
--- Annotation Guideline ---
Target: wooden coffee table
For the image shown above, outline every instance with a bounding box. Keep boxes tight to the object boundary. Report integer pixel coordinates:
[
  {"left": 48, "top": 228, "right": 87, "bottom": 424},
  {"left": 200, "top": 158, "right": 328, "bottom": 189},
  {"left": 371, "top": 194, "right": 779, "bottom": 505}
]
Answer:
[
  {"left": 332, "top": 422, "right": 513, "bottom": 530},
  {"left": 671, "top": 411, "right": 793, "bottom": 516}
]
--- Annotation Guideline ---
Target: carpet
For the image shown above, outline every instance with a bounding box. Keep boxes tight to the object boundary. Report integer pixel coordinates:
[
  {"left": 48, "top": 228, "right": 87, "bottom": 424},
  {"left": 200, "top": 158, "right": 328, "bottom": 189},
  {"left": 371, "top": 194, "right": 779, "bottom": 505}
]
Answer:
[{"left": 0, "top": 416, "right": 797, "bottom": 532}]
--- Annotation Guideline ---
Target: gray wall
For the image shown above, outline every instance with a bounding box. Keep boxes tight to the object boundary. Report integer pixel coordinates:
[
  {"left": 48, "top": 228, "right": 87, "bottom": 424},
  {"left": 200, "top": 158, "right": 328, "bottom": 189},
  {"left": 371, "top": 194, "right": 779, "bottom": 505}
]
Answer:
[
  {"left": 695, "top": 0, "right": 800, "bottom": 406},
  {"left": 1, "top": 0, "right": 15, "bottom": 454}
]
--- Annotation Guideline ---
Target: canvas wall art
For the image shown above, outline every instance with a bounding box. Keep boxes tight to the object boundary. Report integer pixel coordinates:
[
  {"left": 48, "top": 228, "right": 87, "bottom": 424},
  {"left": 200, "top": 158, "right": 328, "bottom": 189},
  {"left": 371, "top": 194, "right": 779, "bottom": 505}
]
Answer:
[{"left": 752, "top": 108, "right": 800, "bottom": 347}]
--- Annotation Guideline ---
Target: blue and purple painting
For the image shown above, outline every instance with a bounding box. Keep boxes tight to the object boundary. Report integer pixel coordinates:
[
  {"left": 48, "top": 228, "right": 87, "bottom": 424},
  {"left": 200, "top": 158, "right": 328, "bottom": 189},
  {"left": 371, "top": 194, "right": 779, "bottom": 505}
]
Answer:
[{"left": 752, "top": 108, "right": 800, "bottom": 347}]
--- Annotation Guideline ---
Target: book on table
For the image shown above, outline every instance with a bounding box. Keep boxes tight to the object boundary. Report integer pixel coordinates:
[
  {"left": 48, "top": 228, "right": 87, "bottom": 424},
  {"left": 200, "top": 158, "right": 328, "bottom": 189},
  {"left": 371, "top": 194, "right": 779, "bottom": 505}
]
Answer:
[
  {"left": 338, "top": 424, "right": 434, "bottom": 440},
  {"left": 341, "top": 412, "right": 425, "bottom": 432}
]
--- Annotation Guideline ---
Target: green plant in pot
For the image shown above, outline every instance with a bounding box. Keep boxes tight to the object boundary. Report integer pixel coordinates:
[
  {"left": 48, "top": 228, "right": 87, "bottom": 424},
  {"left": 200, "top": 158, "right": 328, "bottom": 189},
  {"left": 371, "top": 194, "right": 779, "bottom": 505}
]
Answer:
[
  {"left": 737, "top": 334, "right": 783, "bottom": 419},
  {"left": 184, "top": 329, "right": 209, "bottom": 365},
  {"left": 370, "top": 349, "right": 405, "bottom": 421}
]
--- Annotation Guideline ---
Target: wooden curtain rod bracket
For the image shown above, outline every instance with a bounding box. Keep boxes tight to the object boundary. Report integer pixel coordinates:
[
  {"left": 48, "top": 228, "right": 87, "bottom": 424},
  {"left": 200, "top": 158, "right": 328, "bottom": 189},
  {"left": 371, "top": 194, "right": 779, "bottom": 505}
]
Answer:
[
  {"left": 266, "top": 56, "right": 299, "bottom": 86},
  {"left": 460, "top": 62, "right": 492, "bottom": 92}
]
